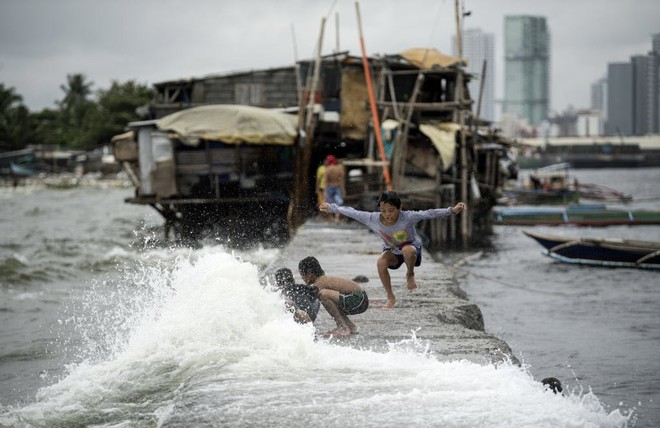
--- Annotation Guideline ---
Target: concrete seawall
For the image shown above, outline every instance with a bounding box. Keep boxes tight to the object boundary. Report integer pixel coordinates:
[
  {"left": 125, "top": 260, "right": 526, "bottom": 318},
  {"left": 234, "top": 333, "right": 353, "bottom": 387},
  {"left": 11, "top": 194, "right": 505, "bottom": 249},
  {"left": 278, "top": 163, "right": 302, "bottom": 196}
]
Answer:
[{"left": 268, "top": 219, "right": 518, "bottom": 365}]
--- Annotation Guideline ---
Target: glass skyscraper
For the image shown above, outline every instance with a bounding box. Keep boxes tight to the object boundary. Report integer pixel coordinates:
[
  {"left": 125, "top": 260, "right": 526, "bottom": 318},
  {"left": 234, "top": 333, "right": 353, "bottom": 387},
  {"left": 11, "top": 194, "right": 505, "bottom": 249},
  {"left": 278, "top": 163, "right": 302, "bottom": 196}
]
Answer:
[{"left": 503, "top": 15, "right": 550, "bottom": 126}]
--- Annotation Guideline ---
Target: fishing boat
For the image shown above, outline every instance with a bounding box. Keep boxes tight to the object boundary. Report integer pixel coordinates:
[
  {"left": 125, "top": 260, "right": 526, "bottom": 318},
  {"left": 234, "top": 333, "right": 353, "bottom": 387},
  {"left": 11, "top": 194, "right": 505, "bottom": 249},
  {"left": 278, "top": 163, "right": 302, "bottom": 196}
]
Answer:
[
  {"left": 10, "top": 162, "right": 40, "bottom": 177},
  {"left": 500, "top": 162, "right": 631, "bottom": 205},
  {"left": 523, "top": 230, "right": 660, "bottom": 269},
  {"left": 500, "top": 163, "right": 578, "bottom": 205},
  {"left": 492, "top": 204, "right": 660, "bottom": 226},
  {"left": 0, "top": 149, "right": 39, "bottom": 176}
]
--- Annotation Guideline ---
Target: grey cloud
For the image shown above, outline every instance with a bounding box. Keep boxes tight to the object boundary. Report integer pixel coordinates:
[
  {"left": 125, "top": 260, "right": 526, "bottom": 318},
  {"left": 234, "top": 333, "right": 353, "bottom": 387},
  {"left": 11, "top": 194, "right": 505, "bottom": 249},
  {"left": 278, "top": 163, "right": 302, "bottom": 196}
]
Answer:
[{"left": 1, "top": 0, "right": 658, "bottom": 112}]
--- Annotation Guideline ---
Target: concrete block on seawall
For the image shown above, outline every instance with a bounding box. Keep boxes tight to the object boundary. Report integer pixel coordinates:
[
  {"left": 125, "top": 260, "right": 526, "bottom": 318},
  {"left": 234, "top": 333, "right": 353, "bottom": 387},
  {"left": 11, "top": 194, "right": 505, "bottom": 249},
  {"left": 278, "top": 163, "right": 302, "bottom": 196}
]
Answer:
[{"left": 268, "top": 219, "right": 519, "bottom": 365}]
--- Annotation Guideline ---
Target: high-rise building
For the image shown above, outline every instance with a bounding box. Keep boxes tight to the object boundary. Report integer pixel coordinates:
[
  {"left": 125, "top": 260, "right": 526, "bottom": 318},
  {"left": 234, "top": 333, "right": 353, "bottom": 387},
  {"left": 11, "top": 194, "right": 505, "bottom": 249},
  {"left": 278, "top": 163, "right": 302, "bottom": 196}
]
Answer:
[
  {"left": 590, "top": 77, "right": 607, "bottom": 121},
  {"left": 605, "top": 34, "right": 660, "bottom": 136},
  {"left": 632, "top": 55, "right": 650, "bottom": 135},
  {"left": 606, "top": 62, "right": 634, "bottom": 135},
  {"left": 451, "top": 28, "right": 495, "bottom": 122},
  {"left": 503, "top": 15, "right": 550, "bottom": 127},
  {"left": 648, "top": 34, "right": 660, "bottom": 134}
]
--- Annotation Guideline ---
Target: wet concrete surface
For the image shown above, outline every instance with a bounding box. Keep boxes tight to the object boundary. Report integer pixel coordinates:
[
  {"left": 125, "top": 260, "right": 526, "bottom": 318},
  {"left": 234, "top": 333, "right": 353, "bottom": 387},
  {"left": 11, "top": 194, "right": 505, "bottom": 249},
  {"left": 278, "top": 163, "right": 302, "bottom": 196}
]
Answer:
[{"left": 268, "top": 219, "right": 518, "bottom": 365}]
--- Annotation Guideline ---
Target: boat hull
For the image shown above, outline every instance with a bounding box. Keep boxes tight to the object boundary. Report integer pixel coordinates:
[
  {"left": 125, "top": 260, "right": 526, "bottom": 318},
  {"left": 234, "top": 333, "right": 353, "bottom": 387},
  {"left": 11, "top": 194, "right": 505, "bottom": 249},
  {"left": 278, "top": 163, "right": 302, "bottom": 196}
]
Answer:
[{"left": 523, "top": 230, "right": 660, "bottom": 269}]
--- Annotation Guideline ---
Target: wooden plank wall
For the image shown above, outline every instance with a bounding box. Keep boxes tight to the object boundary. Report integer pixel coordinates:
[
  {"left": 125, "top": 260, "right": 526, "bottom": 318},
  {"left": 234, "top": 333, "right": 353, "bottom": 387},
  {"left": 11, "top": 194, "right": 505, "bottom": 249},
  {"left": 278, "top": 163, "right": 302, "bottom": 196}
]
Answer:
[{"left": 202, "top": 69, "right": 298, "bottom": 108}]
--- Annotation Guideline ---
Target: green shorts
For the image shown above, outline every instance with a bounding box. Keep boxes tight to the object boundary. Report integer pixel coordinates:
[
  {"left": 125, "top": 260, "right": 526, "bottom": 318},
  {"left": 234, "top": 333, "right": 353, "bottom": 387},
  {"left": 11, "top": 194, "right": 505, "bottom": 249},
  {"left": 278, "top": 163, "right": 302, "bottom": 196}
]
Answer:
[{"left": 339, "top": 290, "right": 369, "bottom": 315}]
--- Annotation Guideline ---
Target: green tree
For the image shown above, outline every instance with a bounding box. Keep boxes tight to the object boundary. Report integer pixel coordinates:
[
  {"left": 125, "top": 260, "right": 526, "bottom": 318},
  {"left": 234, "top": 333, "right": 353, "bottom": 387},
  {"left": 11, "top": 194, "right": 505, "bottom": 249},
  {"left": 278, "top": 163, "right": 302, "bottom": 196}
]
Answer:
[
  {"left": 31, "top": 108, "right": 64, "bottom": 148},
  {"left": 0, "top": 83, "right": 34, "bottom": 152},
  {"left": 83, "top": 80, "right": 154, "bottom": 149},
  {"left": 2, "top": 76, "right": 155, "bottom": 152},
  {"left": 57, "top": 73, "right": 96, "bottom": 149}
]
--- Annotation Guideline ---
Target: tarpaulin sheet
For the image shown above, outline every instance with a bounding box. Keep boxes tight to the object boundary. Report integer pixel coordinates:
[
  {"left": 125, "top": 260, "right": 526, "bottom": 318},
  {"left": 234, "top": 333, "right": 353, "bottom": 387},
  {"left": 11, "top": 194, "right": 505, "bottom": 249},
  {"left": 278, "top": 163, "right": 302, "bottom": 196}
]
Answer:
[
  {"left": 419, "top": 122, "right": 461, "bottom": 171},
  {"left": 156, "top": 104, "right": 298, "bottom": 147},
  {"left": 400, "top": 48, "right": 465, "bottom": 69}
]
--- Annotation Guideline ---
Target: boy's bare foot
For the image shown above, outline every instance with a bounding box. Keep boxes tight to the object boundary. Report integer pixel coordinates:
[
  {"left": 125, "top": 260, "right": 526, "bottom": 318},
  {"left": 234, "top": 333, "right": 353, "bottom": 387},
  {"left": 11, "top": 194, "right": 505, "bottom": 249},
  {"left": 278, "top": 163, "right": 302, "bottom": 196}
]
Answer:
[
  {"left": 385, "top": 298, "right": 396, "bottom": 309},
  {"left": 406, "top": 273, "right": 417, "bottom": 292},
  {"left": 323, "top": 327, "right": 352, "bottom": 337}
]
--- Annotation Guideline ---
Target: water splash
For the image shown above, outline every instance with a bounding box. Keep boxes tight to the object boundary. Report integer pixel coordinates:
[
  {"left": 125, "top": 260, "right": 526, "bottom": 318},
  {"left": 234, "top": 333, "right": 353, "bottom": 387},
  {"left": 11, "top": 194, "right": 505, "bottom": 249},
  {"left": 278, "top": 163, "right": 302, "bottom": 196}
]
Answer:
[{"left": 0, "top": 248, "right": 632, "bottom": 427}]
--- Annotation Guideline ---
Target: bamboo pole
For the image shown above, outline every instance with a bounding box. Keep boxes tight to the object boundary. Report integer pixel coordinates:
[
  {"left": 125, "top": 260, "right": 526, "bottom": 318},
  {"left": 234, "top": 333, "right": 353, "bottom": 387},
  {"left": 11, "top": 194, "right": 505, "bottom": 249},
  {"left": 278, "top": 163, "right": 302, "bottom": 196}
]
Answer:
[
  {"left": 386, "top": 69, "right": 402, "bottom": 121},
  {"left": 454, "top": 0, "right": 462, "bottom": 58},
  {"left": 355, "top": 1, "right": 392, "bottom": 191},
  {"left": 290, "top": 23, "right": 302, "bottom": 105},
  {"left": 392, "top": 72, "right": 424, "bottom": 188},
  {"left": 455, "top": 0, "right": 469, "bottom": 248},
  {"left": 335, "top": 12, "right": 340, "bottom": 53},
  {"left": 290, "top": 17, "right": 326, "bottom": 231},
  {"left": 474, "top": 59, "right": 487, "bottom": 129},
  {"left": 305, "top": 18, "right": 326, "bottom": 132}
]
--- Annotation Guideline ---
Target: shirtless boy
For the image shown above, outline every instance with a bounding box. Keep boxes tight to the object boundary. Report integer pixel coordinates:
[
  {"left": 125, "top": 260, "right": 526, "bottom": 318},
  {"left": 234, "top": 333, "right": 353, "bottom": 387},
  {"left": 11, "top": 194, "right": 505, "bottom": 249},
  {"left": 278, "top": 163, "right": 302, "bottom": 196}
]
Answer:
[
  {"left": 298, "top": 256, "right": 368, "bottom": 337},
  {"left": 323, "top": 155, "right": 345, "bottom": 223}
]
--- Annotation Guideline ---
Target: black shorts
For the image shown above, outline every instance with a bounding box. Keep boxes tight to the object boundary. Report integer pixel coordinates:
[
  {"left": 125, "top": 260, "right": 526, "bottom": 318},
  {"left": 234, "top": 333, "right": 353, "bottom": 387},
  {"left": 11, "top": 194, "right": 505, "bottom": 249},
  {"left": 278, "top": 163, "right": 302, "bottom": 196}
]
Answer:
[{"left": 387, "top": 247, "right": 422, "bottom": 270}]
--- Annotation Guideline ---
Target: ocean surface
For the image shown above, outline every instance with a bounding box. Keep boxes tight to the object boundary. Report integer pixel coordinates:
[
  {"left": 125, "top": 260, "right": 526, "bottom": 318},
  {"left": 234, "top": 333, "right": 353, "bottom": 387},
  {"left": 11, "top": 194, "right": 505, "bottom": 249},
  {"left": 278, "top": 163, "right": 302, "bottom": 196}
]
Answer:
[
  {"left": 453, "top": 168, "right": 660, "bottom": 428},
  {"left": 0, "top": 169, "right": 656, "bottom": 427}
]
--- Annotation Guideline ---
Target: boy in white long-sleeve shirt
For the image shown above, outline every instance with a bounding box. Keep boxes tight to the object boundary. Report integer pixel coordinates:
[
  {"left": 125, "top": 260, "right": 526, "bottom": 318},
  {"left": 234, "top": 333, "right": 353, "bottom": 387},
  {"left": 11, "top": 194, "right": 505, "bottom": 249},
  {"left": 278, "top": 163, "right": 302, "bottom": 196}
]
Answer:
[{"left": 319, "top": 191, "right": 466, "bottom": 309}]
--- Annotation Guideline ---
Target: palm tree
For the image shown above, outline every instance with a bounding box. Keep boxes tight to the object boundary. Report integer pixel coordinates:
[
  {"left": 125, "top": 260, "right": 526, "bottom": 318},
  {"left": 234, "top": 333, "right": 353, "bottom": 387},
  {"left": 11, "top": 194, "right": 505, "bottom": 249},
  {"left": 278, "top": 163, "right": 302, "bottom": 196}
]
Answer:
[
  {"left": 57, "top": 73, "right": 96, "bottom": 148},
  {"left": 0, "top": 84, "right": 30, "bottom": 152},
  {"left": 0, "top": 83, "right": 23, "bottom": 113},
  {"left": 58, "top": 73, "right": 94, "bottom": 128}
]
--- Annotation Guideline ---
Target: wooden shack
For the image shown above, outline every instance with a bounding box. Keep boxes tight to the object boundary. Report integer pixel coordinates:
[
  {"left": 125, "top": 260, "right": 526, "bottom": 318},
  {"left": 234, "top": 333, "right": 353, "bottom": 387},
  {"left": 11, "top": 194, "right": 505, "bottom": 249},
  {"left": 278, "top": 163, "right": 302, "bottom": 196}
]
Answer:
[{"left": 113, "top": 105, "right": 298, "bottom": 245}]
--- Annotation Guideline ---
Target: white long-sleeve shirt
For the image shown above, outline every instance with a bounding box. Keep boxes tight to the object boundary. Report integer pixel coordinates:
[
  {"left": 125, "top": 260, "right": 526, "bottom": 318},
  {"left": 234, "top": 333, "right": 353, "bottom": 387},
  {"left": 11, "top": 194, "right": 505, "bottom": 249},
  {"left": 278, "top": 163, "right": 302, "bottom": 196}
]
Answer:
[{"left": 327, "top": 204, "right": 453, "bottom": 254}]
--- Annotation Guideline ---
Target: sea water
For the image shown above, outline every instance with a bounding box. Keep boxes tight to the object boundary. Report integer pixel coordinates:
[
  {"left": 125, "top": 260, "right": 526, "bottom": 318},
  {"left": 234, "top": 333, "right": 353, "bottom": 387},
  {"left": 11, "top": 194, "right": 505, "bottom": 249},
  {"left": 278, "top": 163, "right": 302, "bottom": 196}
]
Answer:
[
  {"left": 0, "top": 179, "right": 642, "bottom": 427},
  {"left": 453, "top": 167, "right": 660, "bottom": 428}
]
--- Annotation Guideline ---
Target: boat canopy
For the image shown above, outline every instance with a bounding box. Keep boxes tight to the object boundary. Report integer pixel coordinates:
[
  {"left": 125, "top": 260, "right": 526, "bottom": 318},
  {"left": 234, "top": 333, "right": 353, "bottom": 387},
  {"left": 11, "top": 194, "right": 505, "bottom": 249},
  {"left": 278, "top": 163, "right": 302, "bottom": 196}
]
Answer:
[
  {"left": 156, "top": 104, "right": 298, "bottom": 147},
  {"left": 399, "top": 48, "right": 465, "bottom": 69}
]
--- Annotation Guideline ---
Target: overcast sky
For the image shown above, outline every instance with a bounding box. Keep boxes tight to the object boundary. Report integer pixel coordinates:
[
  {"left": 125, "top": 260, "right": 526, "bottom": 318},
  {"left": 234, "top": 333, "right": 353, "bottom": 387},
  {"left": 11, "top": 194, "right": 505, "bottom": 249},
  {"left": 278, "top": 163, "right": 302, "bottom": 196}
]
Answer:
[{"left": 1, "top": 0, "right": 658, "bottom": 115}]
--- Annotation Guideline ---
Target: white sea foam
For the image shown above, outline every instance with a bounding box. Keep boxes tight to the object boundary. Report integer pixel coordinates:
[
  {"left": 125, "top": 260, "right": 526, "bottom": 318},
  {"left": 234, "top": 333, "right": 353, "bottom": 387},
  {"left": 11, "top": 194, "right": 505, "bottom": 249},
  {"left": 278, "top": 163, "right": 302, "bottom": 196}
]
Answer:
[{"left": 0, "top": 250, "right": 631, "bottom": 427}]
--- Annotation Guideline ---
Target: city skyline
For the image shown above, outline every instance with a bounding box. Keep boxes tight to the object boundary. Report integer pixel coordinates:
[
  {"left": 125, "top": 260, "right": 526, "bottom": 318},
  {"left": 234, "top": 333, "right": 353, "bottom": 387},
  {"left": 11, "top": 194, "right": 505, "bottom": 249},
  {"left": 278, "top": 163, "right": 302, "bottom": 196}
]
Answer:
[{"left": 606, "top": 33, "right": 660, "bottom": 136}]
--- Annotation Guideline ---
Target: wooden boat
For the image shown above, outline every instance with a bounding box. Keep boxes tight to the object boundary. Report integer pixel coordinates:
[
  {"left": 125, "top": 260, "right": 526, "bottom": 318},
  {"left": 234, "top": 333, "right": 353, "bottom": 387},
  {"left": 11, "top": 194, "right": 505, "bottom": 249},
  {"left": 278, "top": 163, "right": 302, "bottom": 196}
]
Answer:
[
  {"left": 10, "top": 162, "right": 40, "bottom": 177},
  {"left": 500, "top": 162, "right": 631, "bottom": 205},
  {"left": 492, "top": 204, "right": 660, "bottom": 226},
  {"left": 501, "top": 187, "right": 580, "bottom": 205},
  {"left": 501, "top": 163, "right": 578, "bottom": 205},
  {"left": 0, "top": 149, "right": 38, "bottom": 176},
  {"left": 523, "top": 230, "right": 660, "bottom": 269}
]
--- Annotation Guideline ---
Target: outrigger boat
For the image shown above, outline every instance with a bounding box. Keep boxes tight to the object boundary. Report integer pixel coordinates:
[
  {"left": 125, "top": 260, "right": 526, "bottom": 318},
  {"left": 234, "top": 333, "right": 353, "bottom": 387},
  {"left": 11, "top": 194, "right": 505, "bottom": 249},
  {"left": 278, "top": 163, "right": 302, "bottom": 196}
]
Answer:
[
  {"left": 523, "top": 230, "right": 660, "bottom": 270},
  {"left": 492, "top": 204, "right": 660, "bottom": 226}
]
